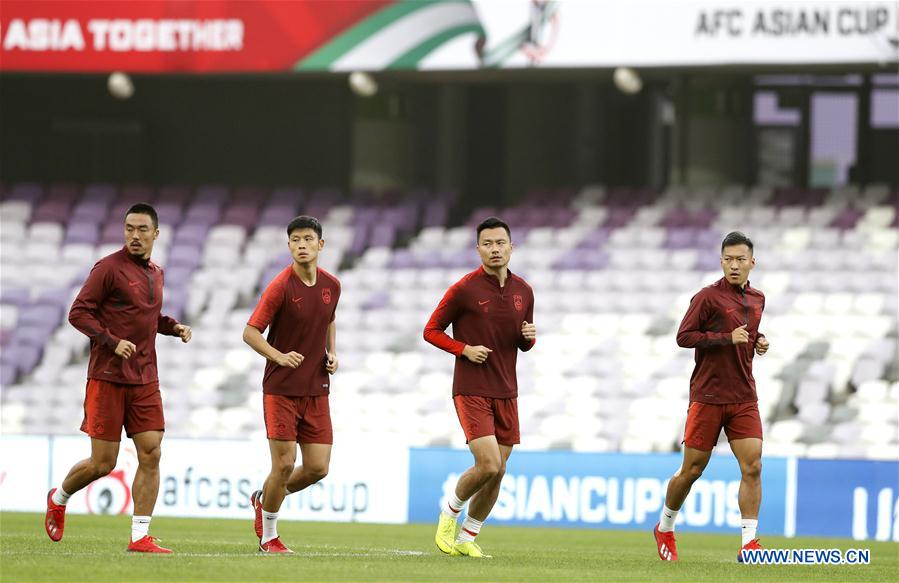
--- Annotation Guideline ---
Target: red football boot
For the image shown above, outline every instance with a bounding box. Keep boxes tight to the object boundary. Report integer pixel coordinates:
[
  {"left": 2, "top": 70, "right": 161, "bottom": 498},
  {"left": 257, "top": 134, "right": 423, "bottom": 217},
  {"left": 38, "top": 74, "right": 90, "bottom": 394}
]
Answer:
[
  {"left": 45, "top": 489, "right": 67, "bottom": 542},
  {"left": 127, "top": 535, "right": 173, "bottom": 553},
  {"left": 653, "top": 522, "right": 678, "bottom": 561}
]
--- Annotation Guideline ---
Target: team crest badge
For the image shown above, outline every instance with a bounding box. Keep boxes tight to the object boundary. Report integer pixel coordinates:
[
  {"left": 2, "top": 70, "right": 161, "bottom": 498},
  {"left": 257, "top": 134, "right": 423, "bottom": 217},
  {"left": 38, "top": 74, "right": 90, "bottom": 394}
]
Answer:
[
  {"left": 322, "top": 288, "right": 332, "bottom": 304},
  {"left": 513, "top": 294, "right": 523, "bottom": 311}
]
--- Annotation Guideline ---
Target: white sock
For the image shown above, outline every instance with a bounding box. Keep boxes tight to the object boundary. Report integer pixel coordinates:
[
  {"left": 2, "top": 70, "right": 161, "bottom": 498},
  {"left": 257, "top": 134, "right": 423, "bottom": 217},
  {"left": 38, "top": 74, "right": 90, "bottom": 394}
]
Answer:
[
  {"left": 261, "top": 510, "right": 279, "bottom": 544},
  {"left": 131, "top": 516, "right": 151, "bottom": 542},
  {"left": 456, "top": 515, "right": 484, "bottom": 544},
  {"left": 659, "top": 505, "right": 678, "bottom": 533},
  {"left": 741, "top": 518, "right": 758, "bottom": 546},
  {"left": 52, "top": 487, "right": 71, "bottom": 506},
  {"left": 442, "top": 492, "right": 466, "bottom": 519}
]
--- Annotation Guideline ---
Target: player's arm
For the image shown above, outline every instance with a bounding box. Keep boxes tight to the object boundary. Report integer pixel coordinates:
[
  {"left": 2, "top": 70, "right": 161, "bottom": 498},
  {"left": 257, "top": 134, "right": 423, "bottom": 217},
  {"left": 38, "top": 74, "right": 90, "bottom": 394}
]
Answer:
[
  {"left": 754, "top": 297, "right": 769, "bottom": 355},
  {"left": 157, "top": 314, "right": 191, "bottom": 343},
  {"left": 676, "top": 292, "right": 734, "bottom": 348},
  {"left": 325, "top": 321, "right": 338, "bottom": 373},
  {"left": 423, "top": 285, "right": 491, "bottom": 363},
  {"left": 244, "top": 276, "right": 302, "bottom": 368},
  {"left": 519, "top": 289, "right": 536, "bottom": 351},
  {"left": 242, "top": 325, "right": 303, "bottom": 369},
  {"left": 68, "top": 261, "right": 134, "bottom": 358}
]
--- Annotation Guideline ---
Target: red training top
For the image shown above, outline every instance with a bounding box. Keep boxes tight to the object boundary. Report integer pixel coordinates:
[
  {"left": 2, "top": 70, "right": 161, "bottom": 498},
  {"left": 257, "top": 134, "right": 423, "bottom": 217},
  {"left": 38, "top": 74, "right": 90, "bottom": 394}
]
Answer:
[
  {"left": 424, "top": 266, "right": 535, "bottom": 399},
  {"left": 676, "top": 277, "right": 767, "bottom": 404},
  {"left": 247, "top": 266, "right": 340, "bottom": 396},
  {"left": 69, "top": 247, "right": 180, "bottom": 385}
]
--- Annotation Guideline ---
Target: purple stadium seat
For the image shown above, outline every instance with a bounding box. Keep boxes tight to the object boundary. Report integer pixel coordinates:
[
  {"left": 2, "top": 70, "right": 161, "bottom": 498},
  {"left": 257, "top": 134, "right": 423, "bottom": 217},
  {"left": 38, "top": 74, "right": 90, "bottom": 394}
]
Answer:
[
  {"left": 15, "top": 325, "right": 53, "bottom": 349},
  {"left": 17, "top": 304, "right": 63, "bottom": 329},
  {"left": 0, "top": 287, "right": 30, "bottom": 305},
  {"left": 167, "top": 245, "right": 202, "bottom": 269},
  {"left": 221, "top": 202, "right": 260, "bottom": 229},
  {"left": 46, "top": 183, "right": 80, "bottom": 202},
  {"left": 349, "top": 225, "right": 370, "bottom": 256},
  {"left": 100, "top": 221, "right": 126, "bottom": 244},
  {"left": 603, "top": 207, "right": 635, "bottom": 229},
  {"left": 155, "top": 202, "right": 184, "bottom": 226},
  {"left": 157, "top": 185, "right": 193, "bottom": 204},
  {"left": 0, "top": 362, "right": 16, "bottom": 386},
  {"left": 31, "top": 199, "right": 73, "bottom": 224},
  {"left": 389, "top": 250, "right": 415, "bottom": 269},
  {"left": 577, "top": 229, "right": 610, "bottom": 250},
  {"left": 194, "top": 185, "right": 229, "bottom": 204},
  {"left": 466, "top": 208, "right": 498, "bottom": 227},
  {"left": 35, "top": 288, "right": 72, "bottom": 307},
  {"left": 70, "top": 200, "right": 109, "bottom": 224},
  {"left": 120, "top": 184, "right": 155, "bottom": 202},
  {"left": 259, "top": 203, "right": 300, "bottom": 226},
  {"left": 173, "top": 224, "right": 210, "bottom": 246},
  {"left": 830, "top": 207, "right": 864, "bottom": 230},
  {"left": 82, "top": 183, "right": 117, "bottom": 203},
  {"left": 695, "top": 252, "right": 722, "bottom": 271},
  {"left": 422, "top": 202, "right": 448, "bottom": 228},
  {"left": 361, "top": 292, "right": 390, "bottom": 310},
  {"left": 64, "top": 222, "right": 100, "bottom": 245},
  {"left": 7, "top": 182, "right": 43, "bottom": 203},
  {"left": 369, "top": 225, "right": 396, "bottom": 248},
  {"left": 665, "top": 228, "right": 696, "bottom": 249},
  {"left": 269, "top": 187, "right": 304, "bottom": 206},
  {"left": 581, "top": 251, "right": 610, "bottom": 270},
  {"left": 232, "top": 187, "right": 267, "bottom": 203},
  {"left": 162, "top": 266, "right": 193, "bottom": 289}
]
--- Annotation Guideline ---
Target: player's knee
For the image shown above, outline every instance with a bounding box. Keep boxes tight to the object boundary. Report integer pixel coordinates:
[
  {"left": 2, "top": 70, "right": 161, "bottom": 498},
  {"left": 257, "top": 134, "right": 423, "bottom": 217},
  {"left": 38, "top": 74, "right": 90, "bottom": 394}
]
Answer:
[
  {"left": 308, "top": 464, "right": 328, "bottom": 483},
  {"left": 742, "top": 458, "right": 762, "bottom": 480},
  {"left": 92, "top": 459, "right": 116, "bottom": 477},
  {"left": 477, "top": 458, "right": 501, "bottom": 479},
  {"left": 685, "top": 463, "right": 705, "bottom": 482},
  {"left": 137, "top": 445, "right": 161, "bottom": 469},
  {"left": 274, "top": 461, "right": 294, "bottom": 481}
]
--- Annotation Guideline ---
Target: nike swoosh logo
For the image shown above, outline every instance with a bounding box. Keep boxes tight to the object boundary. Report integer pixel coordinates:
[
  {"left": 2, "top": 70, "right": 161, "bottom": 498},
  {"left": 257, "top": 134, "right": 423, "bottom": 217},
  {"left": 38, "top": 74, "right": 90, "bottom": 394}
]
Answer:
[
  {"left": 292, "top": 297, "right": 303, "bottom": 303},
  {"left": 726, "top": 307, "right": 739, "bottom": 314},
  {"left": 478, "top": 300, "right": 490, "bottom": 305},
  {"left": 128, "top": 281, "right": 139, "bottom": 287}
]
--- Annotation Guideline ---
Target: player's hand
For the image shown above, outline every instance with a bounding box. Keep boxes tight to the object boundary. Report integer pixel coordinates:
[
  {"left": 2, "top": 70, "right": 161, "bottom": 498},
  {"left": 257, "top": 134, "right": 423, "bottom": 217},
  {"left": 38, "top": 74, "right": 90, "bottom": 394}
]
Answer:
[
  {"left": 755, "top": 336, "right": 769, "bottom": 355},
  {"left": 462, "top": 345, "right": 492, "bottom": 364},
  {"left": 325, "top": 352, "right": 339, "bottom": 374},
  {"left": 274, "top": 351, "right": 304, "bottom": 368},
  {"left": 731, "top": 324, "right": 750, "bottom": 345},
  {"left": 174, "top": 324, "right": 192, "bottom": 343},
  {"left": 114, "top": 339, "right": 137, "bottom": 359},
  {"left": 521, "top": 321, "right": 536, "bottom": 341}
]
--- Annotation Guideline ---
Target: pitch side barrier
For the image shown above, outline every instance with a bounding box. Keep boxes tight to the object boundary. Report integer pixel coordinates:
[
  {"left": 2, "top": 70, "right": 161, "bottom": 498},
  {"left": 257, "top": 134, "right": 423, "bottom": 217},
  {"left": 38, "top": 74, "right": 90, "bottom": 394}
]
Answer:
[
  {"left": 1, "top": 436, "right": 895, "bottom": 540},
  {"left": 406, "top": 448, "right": 899, "bottom": 541}
]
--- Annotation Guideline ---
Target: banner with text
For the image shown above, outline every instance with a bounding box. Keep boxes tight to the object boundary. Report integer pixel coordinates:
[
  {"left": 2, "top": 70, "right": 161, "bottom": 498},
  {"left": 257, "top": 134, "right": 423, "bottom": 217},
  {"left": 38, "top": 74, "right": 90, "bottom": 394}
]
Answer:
[
  {"left": 795, "top": 459, "right": 899, "bottom": 542},
  {"left": 407, "top": 448, "right": 789, "bottom": 534},
  {"left": 0, "top": 1, "right": 895, "bottom": 72},
  {"left": 42, "top": 434, "right": 408, "bottom": 523}
]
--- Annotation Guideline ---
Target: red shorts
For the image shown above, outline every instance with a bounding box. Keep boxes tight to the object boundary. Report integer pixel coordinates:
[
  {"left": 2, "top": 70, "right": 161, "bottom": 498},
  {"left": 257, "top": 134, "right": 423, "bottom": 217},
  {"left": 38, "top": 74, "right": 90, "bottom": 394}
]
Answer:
[
  {"left": 263, "top": 394, "right": 333, "bottom": 444},
  {"left": 80, "top": 379, "right": 164, "bottom": 442},
  {"left": 453, "top": 395, "right": 520, "bottom": 446},
  {"left": 683, "top": 401, "right": 763, "bottom": 451}
]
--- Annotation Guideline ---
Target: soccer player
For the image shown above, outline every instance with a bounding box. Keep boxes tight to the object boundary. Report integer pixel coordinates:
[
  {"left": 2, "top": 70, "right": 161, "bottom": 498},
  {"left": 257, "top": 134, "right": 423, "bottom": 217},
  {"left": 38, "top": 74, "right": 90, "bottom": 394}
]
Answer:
[
  {"left": 243, "top": 216, "right": 340, "bottom": 554},
  {"left": 653, "top": 231, "right": 769, "bottom": 562},
  {"left": 45, "top": 203, "right": 192, "bottom": 553},
  {"left": 424, "top": 217, "right": 536, "bottom": 559}
]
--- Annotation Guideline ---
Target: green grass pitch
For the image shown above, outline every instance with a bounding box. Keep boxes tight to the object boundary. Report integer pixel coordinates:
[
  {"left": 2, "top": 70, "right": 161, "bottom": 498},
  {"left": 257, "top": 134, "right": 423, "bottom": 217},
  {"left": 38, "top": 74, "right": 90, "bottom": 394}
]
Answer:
[{"left": 1, "top": 512, "right": 896, "bottom": 582}]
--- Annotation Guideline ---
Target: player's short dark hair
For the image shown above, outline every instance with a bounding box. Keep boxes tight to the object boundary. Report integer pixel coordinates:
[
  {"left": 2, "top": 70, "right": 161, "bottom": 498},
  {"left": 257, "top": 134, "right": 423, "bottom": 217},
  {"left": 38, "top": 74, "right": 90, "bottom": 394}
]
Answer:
[
  {"left": 476, "top": 216, "right": 511, "bottom": 241},
  {"left": 287, "top": 215, "right": 323, "bottom": 239},
  {"left": 721, "top": 231, "right": 754, "bottom": 254},
  {"left": 125, "top": 203, "right": 158, "bottom": 229}
]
